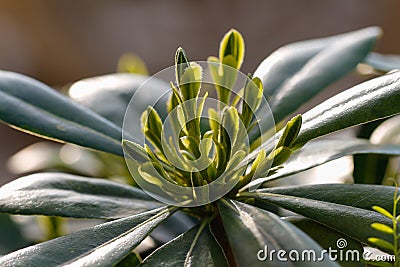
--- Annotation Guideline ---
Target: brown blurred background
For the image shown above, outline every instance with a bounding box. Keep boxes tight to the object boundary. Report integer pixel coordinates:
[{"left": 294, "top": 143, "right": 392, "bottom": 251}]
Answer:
[{"left": 0, "top": 0, "right": 399, "bottom": 184}]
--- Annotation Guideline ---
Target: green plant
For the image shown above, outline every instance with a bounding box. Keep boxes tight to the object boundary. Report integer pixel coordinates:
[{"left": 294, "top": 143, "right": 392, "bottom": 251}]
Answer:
[
  {"left": 367, "top": 182, "right": 400, "bottom": 267},
  {"left": 1, "top": 27, "right": 400, "bottom": 266}
]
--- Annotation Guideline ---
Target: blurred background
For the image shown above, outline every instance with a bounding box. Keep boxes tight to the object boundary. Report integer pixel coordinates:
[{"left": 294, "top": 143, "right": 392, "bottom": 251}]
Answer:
[{"left": 0, "top": 0, "right": 400, "bottom": 184}]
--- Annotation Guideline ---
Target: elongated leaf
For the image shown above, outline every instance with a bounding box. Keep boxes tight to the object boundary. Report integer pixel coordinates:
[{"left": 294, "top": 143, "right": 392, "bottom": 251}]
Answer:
[
  {"left": 255, "top": 27, "right": 380, "bottom": 123},
  {"left": 0, "top": 71, "right": 124, "bottom": 156},
  {"left": 243, "top": 191, "right": 392, "bottom": 247},
  {"left": 217, "top": 199, "right": 339, "bottom": 266},
  {"left": 0, "top": 207, "right": 171, "bottom": 266},
  {"left": 364, "top": 52, "right": 400, "bottom": 73},
  {"left": 251, "top": 183, "right": 399, "bottom": 213},
  {"left": 254, "top": 27, "right": 379, "bottom": 97},
  {"left": 69, "top": 73, "right": 170, "bottom": 126},
  {"left": 284, "top": 216, "right": 364, "bottom": 267},
  {"left": 246, "top": 71, "right": 400, "bottom": 166},
  {"left": 248, "top": 138, "right": 400, "bottom": 187},
  {"left": 293, "top": 71, "right": 400, "bottom": 147},
  {"left": 142, "top": 223, "right": 228, "bottom": 266},
  {"left": 0, "top": 173, "right": 163, "bottom": 219}
]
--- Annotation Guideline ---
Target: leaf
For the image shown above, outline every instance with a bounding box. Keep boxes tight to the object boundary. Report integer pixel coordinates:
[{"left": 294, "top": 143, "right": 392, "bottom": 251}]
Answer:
[
  {"left": 0, "top": 71, "right": 125, "bottom": 156},
  {"left": 283, "top": 216, "right": 365, "bottom": 267},
  {"left": 0, "top": 207, "right": 172, "bottom": 266},
  {"left": 0, "top": 173, "right": 163, "bottom": 219},
  {"left": 219, "top": 29, "right": 245, "bottom": 70},
  {"left": 371, "top": 223, "right": 394, "bottom": 234},
  {"left": 254, "top": 27, "right": 379, "bottom": 97},
  {"left": 69, "top": 73, "right": 170, "bottom": 127},
  {"left": 293, "top": 71, "right": 400, "bottom": 147},
  {"left": 217, "top": 199, "right": 339, "bottom": 266},
  {"left": 372, "top": 206, "right": 393, "bottom": 219},
  {"left": 142, "top": 222, "right": 228, "bottom": 266},
  {"left": 264, "top": 27, "right": 381, "bottom": 123},
  {"left": 246, "top": 71, "right": 400, "bottom": 166},
  {"left": 248, "top": 183, "right": 399, "bottom": 214},
  {"left": 243, "top": 191, "right": 393, "bottom": 247},
  {"left": 276, "top": 114, "right": 302, "bottom": 148},
  {"left": 248, "top": 138, "right": 400, "bottom": 187}
]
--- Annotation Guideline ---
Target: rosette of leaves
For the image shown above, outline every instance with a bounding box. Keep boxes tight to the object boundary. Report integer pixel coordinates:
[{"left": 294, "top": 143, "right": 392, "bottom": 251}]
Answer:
[{"left": 1, "top": 27, "right": 400, "bottom": 266}]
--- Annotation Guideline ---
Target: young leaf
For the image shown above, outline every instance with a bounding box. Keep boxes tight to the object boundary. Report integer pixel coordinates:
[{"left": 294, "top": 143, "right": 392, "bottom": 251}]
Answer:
[
  {"left": 179, "top": 62, "right": 202, "bottom": 100},
  {"left": 242, "top": 76, "right": 263, "bottom": 129},
  {"left": 372, "top": 206, "right": 394, "bottom": 219},
  {"left": 219, "top": 29, "right": 245, "bottom": 70},
  {"left": 276, "top": 114, "right": 302, "bottom": 148},
  {"left": 371, "top": 223, "right": 394, "bottom": 234},
  {"left": 175, "top": 47, "right": 190, "bottom": 85}
]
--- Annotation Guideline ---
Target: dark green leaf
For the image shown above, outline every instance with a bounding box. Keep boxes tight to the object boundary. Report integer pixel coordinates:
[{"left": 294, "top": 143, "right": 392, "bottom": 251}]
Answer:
[
  {"left": 0, "top": 71, "right": 124, "bottom": 156},
  {"left": 0, "top": 207, "right": 172, "bottom": 266},
  {"left": 0, "top": 173, "right": 163, "bottom": 219},
  {"left": 249, "top": 138, "right": 400, "bottom": 187},
  {"left": 69, "top": 73, "right": 170, "bottom": 127},
  {"left": 284, "top": 216, "right": 365, "bottom": 267},
  {"left": 254, "top": 28, "right": 379, "bottom": 97},
  {"left": 267, "top": 27, "right": 381, "bottom": 123},
  {"left": 246, "top": 71, "right": 400, "bottom": 166},
  {"left": 251, "top": 183, "right": 399, "bottom": 213},
  {"left": 293, "top": 71, "right": 400, "bottom": 147},
  {"left": 243, "top": 191, "right": 392, "bottom": 246},
  {"left": 142, "top": 222, "right": 228, "bottom": 266},
  {"left": 217, "top": 199, "right": 339, "bottom": 266}
]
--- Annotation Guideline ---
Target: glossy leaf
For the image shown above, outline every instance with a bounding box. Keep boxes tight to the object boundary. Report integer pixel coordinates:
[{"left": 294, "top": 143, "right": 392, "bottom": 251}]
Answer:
[
  {"left": 217, "top": 199, "right": 339, "bottom": 266},
  {"left": 254, "top": 27, "right": 378, "bottom": 97},
  {"left": 0, "top": 71, "right": 124, "bottom": 156},
  {"left": 243, "top": 191, "right": 393, "bottom": 246},
  {"left": 284, "top": 216, "right": 364, "bottom": 267},
  {"left": 251, "top": 183, "right": 400, "bottom": 213},
  {"left": 142, "top": 223, "right": 228, "bottom": 266},
  {"left": 246, "top": 71, "right": 400, "bottom": 165},
  {"left": 248, "top": 138, "right": 400, "bottom": 187},
  {"left": 0, "top": 173, "right": 163, "bottom": 219},
  {"left": 293, "top": 71, "right": 400, "bottom": 147},
  {"left": 0, "top": 207, "right": 171, "bottom": 266},
  {"left": 255, "top": 27, "right": 381, "bottom": 123},
  {"left": 69, "top": 73, "right": 170, "bottom": 127}
]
